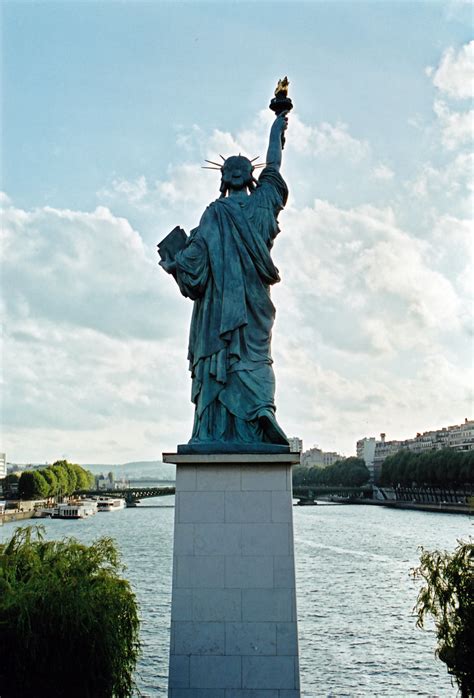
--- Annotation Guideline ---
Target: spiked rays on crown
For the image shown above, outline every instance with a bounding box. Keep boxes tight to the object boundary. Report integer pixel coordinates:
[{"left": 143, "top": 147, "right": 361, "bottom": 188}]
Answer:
[{"left": 202, "top": 154, "right": 266, "bottom": 171}]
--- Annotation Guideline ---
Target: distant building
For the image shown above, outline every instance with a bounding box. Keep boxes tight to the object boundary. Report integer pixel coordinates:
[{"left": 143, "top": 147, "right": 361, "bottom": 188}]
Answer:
[
  {"left": 288, "top": 437, "right": 303, "bottom": 454},
  {"left": 0, "top": 453, "right": 6, "bottom": 496},
  {"left": 357, "top": 418, "right": 474, "bottom": 482},
  {"left": 301, "top": 447, "right": 343, "bottom": 468},
  {"left": 356, "top": 438, "right": 376, "bottom": 479}
]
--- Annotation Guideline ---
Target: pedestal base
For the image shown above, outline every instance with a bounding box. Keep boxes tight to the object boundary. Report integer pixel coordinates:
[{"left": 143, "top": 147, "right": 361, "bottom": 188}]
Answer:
[{"left": 163, "top": 453, "right": 301, "bottom": 697}]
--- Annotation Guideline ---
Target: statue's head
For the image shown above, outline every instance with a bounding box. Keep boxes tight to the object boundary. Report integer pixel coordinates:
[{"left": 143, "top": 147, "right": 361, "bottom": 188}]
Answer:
[
  {"left": 202, "top": 154, "right": 265, "bottom": 197},
  {"left": 220, "top": 156, "right": 256, "bottom": 197}
]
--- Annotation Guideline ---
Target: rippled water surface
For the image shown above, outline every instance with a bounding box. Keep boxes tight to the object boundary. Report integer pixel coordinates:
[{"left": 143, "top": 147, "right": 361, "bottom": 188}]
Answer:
[{"left": 1, "top": 501, "right": 469, "bottom": 696}]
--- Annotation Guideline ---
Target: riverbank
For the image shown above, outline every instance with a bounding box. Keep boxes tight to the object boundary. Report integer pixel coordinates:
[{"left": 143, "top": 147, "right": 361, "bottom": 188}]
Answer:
[
  {"left": 2, "top": 510, "right": 34, "bottom": 524},
  {"left": 353, "top": 497, "right": 470, "bottom": 515}
]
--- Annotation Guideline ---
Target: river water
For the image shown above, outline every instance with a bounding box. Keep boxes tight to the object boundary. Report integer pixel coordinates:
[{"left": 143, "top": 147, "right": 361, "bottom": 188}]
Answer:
[{"left": 1, "top": 500, "right": 470, "bottom": 696}]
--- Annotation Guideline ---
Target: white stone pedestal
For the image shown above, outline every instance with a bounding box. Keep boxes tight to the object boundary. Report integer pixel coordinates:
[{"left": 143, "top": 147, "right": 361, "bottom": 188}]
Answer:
[{"left": 163, "top": 452, "right": 301, "bottom": 698}]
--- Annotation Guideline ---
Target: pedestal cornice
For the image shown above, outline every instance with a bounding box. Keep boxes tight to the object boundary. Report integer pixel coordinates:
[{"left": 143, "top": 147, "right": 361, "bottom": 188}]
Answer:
[{"left": 163, "top": 452, "right": 301, "bottom": 465}]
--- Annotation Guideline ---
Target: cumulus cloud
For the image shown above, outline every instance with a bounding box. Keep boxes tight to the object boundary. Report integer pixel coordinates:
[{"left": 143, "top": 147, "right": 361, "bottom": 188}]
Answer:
[
  {"left": 289, "top": 114, "right": 369, "bottom": 161},
  {"left": 98, "top": 110, "right": 371, "bottom": 234},
  {"left": 3, "top": 86, "right": 472, "bottom": 461},
  {"left": 1, "top": 201, "right": 185, "bottom": 339},
  {"left": 372, "top": 164, "right": 394, "bottom": 181},
  {"left": 1, "top": 197, "right": 197, "bottom": 459},
  {"left": 432, "top": 214, "right": 474, "bottom": 296},
  {"left": 272, "top": 337, "right": 472, "bottom": 456},
  {"left": 274, "top": 199, "right": 463, "bottom": 360},
  {"left": 433, "top": 99, "right": 474, "bottom": 150},
  {"left": 427, "top": 40, "right": 474, "bottom": 100},
  {"left": 410, "top": 152, "right": 473, "bottom": 217}
]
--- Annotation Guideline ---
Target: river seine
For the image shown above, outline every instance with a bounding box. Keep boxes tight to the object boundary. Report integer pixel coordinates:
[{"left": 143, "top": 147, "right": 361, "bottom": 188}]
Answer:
[{"left": 1, "top": 500, "right": 470, "bottom": 696}]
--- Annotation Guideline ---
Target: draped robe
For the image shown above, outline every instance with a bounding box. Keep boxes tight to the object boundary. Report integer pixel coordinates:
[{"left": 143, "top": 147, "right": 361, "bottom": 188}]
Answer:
[{"left": 174, "top": 166, "right": 288, "bottom": 446}]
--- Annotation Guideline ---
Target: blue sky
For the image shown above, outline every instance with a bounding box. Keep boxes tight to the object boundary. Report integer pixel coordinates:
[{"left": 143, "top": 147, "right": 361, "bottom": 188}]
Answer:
[{"left": 1, "top": 0, "right": 473, "bottom": 463}]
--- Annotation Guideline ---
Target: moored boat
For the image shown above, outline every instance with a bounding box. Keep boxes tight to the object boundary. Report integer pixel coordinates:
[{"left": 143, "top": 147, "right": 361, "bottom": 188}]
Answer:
[
  {"left": 37, "top": 500, "right": 98, "bottom": 519},
  {"left": 97, "top": 497, "right": 126, "bottom": 512}
]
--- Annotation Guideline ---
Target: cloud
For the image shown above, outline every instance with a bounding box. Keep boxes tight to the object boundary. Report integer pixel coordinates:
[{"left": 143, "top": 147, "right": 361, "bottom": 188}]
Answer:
[
  {"left": 1, "top": 200, "right": 186, "bottom": 340},
  {"left": 372, "top": 164, "right": 394, "bottom": 181},
  {"left": 273, "top": 338, "right": 472, "bottom": 456},
  {"left": 98, "top": 110, "right": 371, "bottom": 233},
  {"left": 104, "top": 176, "right": 148, "bottom": 204},
  {"left": 432, "top": 214, "right": 474, "bottom": 296},
  {"left": 3, "top": 84, "right": 472, "bottom": 461},
  {"left": 274, "top": 199, "right": 464, "bottom": 361},
  {"left": 410, "top": 152, "right": 473, "bottom": 216},
  {"left": 1, "top": 197, "right": 197, "bottom": 459},
  {"left": 427, "top": 40, "right": 474, "bottom": 100},
  {"left": 433, "top": 99, "right": 474, "bottom": 150},
  {"left": 289, "top": 113, "right": 369, "bottom": 161}
]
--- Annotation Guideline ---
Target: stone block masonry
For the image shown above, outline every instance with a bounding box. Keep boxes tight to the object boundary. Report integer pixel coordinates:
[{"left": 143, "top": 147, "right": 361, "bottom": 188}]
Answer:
[{"left": 163, "top": 453, "right": 301, "bottom": 697}]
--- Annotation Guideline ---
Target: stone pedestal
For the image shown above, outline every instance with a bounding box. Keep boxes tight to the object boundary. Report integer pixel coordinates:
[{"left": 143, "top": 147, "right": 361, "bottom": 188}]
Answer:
[{"left": 163, "top": 452, "right": 301, "bottom": 698}]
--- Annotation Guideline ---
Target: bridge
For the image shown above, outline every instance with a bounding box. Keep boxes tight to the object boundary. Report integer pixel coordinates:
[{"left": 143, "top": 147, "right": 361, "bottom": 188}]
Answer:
[
  {"left": 293, "top": 484, "right": 372, "bottom": 505},
  {"left": 75, "top": 484, "right": 371, "bottom": 507},
  {"left": 76, "top": 486, "right": 176, "bottom": 506}
]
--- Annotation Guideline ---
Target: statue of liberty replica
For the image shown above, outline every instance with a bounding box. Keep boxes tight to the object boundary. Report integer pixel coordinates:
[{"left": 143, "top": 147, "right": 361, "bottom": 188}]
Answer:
[{"left": 159, "top": 79, "right": 293, "bottom": 454}]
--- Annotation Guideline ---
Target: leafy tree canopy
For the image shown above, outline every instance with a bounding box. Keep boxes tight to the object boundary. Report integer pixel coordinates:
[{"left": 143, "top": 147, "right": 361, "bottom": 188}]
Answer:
[
  {"left": 380, "top": 449, "right": 474, "bottom": 488},
  {"left": 412, "top": 539, "right": 474, "bottom": 697},
  {"left": 15, "top": 461, "right": 95, "bottom": 500},
  {"left": 293, "top": 457, "right": 369, "bottom": 487},
  {"left": 0, "top": 526, "right": 141, "bottom": 698}
]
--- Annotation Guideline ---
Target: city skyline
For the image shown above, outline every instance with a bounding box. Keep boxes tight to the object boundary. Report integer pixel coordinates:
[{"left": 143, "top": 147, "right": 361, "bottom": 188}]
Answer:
[{"left": 2, "top": 1, "right": 472, "bottom": 462}]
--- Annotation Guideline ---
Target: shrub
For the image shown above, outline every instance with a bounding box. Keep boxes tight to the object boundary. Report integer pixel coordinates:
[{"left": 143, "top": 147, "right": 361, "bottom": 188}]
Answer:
[
  {"left": 0, "top": 526, "right": 140, "bottom": 698},
  {"left": 412, "top": 539, "right": 474, "bottom": 697}
]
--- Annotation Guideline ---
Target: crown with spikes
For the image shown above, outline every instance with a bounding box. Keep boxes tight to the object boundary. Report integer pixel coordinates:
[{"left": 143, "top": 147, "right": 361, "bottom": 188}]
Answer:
[{"left": 202, "top": 154, "right": 266, "bottom": 171}]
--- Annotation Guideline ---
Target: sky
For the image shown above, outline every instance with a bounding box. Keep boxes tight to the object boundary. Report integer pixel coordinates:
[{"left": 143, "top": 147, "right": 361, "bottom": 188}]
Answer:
[{"left": 1, "top": 0, "right": 473, "bottom": 464}]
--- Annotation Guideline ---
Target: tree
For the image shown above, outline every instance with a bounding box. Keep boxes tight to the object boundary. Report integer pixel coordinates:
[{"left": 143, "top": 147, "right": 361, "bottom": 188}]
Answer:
[
  {"left": 381, "top": 449, "right": 474, "bottom": 488},
  {"left": 0, "top": 526, "right": 141, "bottom": 698},
  {"left": 62, "top": 461, "right": 78, "bottom": 493},
  {"left": 50, "top": 463, "right": 68, "bottom": 497},
  {"left": 71, "top": 463, "right": 91, "bottom": 490},
  {"left": 18, "top": 470, "right": 49, "bottom": 499},
  {"left": 292, "top": 457, "right": 369, "bottom": 488},
  {"left": 41, "top": 468, "right": 58, "bottom": 497},
  {"left": 2, "top": 472, "right": 21, "bottom": 498},
  {"left": 50, "top": 460, "right": 92, "bottom": 495},
  {"left": 412, "top": 539, "right": 474, "bottom": 697}
]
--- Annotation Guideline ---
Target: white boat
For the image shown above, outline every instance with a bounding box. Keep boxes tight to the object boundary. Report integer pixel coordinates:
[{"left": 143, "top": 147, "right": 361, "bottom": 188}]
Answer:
[
  {"left": 43, "top": 500, "right": 98, "bottom": 519},
  {"left": 97, "top": 497, "right": 126, "bottom": 512},
  {"left": 52, "top": 503, "right": 88, "bottom": 519}
]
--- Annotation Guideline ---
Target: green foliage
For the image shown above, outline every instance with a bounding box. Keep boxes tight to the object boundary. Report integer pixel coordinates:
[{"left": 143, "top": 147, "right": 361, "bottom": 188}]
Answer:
[
  {"left": 380, "top": 448, "right": 474, "bottom": 487},
  {"left": 50, "top": 462, "right": 69, "bottom": 493},
  {"left": 0, "top": 526, "right": 141, "bottom": 698},
  {"left": 18, "top": 470, "right": 49, "bottom": 499},
  {"left": 54, "top": 459, "right": 78, "bottom": 492},
  {"left": 293, "top": 457, "right": 370, "bottom": 487},
  {"left": 71, "top": 462, "right": 91, "bottom": 490},
  {"left": 16, "top": 461, "right": 96, "bottom": 500},
  {"left": 412, "top": 539, "right": 474, "bottom": 697},
  {"left": 41, "top": 468, "right": 58, "bottom": 496},
  {"left": 2, "top": 472, "right": 21, "bottom": 497}
]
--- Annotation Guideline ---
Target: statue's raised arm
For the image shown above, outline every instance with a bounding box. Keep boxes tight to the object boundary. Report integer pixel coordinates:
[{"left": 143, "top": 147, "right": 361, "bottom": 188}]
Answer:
[{"left": 266, "top": 112, "right": 289, "bottom": 171}]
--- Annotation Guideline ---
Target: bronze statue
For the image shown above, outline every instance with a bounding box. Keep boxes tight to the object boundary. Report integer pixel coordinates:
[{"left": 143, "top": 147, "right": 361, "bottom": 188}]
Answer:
[{"left": 159, "top": 80, "right": 293, "bottom": 453}]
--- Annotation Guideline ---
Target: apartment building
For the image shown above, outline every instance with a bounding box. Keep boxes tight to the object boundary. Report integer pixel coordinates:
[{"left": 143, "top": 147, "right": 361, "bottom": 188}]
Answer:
[
  {"left": 357, "top": 419, "right": 473, "bottom": 481},
  {"left": 301, "top": 446, "right": 344, "bottom": 468},
  {"left": 288, "top": 437, "right": 303, "bottom": 455}
]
